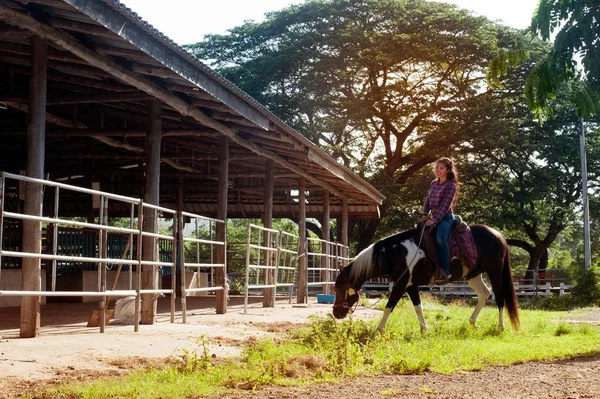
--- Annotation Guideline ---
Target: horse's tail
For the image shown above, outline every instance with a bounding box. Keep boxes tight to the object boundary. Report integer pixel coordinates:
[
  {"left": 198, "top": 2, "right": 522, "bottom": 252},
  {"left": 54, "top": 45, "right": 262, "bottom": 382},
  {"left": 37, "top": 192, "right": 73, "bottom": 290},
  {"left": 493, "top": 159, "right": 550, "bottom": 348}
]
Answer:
[{"left": 501, "top": 251, "right": 520, "bottom": 331}]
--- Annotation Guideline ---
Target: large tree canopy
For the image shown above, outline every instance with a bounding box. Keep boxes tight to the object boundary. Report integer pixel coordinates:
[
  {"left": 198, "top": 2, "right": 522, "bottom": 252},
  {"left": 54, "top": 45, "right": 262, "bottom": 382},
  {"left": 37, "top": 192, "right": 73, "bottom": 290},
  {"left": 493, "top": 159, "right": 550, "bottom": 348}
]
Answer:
[
  {"left": 459, "top": 87, "right": 600, "bottom": 273},
  {"left": 188, "top": 0, "right": 530, "bottom": 247},
  {"left": 490, "top": 0, "right": 600, "bottom": 120}
]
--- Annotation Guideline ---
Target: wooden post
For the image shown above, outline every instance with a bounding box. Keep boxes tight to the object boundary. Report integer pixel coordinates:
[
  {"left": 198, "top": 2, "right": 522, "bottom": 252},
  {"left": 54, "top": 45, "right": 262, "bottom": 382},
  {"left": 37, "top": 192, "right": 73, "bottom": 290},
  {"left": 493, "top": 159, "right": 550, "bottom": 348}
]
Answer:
[
  {"left": 177, "top": 184, "right": 187, "bottom": 322},
  {"left": 297, "top": 178, "right": 307, "bottom": 304},
  {"left": 20, "top": 37, "right": 46, "bottom": 338},
  {"left": 321, "top": 191, "right": 330, "bottom": 294},
  {"left": 215, "top": 136, "right": 228, "bottom": 314},
  {"left": 341, "top": 197, "right": 349, "bottom": 247},
  {"left": 141, "top": 100, "right": 162, "bottom": 324},
  {"left": 263, "top": 160, "right": 274, "bottom": 307},
  {"left": 339, "top": 197, "right": 350, "bottom": 266}
]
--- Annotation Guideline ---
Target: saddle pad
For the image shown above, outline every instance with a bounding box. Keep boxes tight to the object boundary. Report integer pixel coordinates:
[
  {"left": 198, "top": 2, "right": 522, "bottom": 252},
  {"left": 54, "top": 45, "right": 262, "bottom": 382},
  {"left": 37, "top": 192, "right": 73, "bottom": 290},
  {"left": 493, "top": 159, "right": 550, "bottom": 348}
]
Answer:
[{"left": 450, "top": 226, "right": 477, "bottom": 269}]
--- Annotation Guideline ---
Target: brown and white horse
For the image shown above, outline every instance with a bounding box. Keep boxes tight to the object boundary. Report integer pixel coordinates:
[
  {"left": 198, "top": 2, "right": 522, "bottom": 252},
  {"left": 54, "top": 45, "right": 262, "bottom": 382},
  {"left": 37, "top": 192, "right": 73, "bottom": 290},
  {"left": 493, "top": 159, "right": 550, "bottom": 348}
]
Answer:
[{"left": 333, "top": 225, "right": 520, "bottom": 333}]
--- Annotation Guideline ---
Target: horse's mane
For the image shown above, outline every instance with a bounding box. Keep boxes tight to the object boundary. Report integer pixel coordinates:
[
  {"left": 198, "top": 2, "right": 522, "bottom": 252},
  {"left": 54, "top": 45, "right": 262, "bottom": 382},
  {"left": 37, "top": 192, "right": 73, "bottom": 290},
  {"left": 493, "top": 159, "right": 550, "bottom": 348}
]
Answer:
[{"left": 348, "top": 228, "right": 417, "bottom": 286}]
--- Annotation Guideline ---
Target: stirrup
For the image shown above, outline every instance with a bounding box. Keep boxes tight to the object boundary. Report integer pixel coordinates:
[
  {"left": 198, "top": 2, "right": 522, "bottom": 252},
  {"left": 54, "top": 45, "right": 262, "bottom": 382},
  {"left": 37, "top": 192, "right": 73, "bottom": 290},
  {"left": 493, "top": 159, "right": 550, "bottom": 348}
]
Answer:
[{"left": 434, "top": 273, "right": 451, "bottom": 285}]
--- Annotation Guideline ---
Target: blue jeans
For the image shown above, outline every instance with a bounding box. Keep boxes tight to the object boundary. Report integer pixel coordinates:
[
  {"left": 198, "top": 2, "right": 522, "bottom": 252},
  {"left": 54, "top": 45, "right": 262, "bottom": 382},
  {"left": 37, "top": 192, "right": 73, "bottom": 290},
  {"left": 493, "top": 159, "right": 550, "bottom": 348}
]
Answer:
[{"left": 435, "top": 211, "right": 454, "bottom": 275}]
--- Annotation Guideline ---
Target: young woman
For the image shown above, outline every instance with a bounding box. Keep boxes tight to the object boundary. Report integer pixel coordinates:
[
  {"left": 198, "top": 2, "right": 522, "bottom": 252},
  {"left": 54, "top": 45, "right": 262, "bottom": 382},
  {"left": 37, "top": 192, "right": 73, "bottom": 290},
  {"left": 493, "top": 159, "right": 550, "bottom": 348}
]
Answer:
[{"left": 421, "top": 157, "right": 459, "bottom": 284}]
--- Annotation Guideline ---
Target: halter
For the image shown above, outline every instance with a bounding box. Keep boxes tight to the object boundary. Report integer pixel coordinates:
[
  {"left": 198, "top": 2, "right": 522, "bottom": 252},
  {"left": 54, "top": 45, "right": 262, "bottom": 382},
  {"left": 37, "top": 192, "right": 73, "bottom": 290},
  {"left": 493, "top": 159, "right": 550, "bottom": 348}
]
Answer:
[{"left": 333, "top": 287, "right": 360, "bottom": 313}]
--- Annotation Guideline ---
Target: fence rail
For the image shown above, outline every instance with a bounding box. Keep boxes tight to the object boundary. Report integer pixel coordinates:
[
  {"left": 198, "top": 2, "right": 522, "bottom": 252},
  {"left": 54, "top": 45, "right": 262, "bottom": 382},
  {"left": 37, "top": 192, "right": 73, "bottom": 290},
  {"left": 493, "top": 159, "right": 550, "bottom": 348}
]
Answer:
[
  {"left": 362, "top": 272, "right": 573, "bottom": 299},
  {"left": 0, "top": 172, "right": 228, "bottom": 331},
  {"left": 243, "top": 224, "right": 291, "bottom": 313},
  {"left": 178, "top": 210, "right": 226, "bottom": 323}
]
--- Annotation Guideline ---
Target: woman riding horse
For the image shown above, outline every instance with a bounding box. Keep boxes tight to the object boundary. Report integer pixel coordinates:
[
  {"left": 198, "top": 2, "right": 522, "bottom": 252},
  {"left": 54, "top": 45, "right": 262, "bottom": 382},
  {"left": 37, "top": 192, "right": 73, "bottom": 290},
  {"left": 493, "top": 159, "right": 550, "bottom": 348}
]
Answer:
[{"left": 332, "top": 224, "right": 520, "bottom": 333}]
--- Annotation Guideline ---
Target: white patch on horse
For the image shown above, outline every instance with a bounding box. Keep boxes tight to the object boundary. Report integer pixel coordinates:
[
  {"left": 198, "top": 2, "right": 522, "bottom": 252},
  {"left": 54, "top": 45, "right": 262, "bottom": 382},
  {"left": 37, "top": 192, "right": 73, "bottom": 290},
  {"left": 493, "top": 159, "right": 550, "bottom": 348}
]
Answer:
[
  {"left": 401, "top": 238, "right": 425, "bottom": 287},
  {"left": 349, "top": 243, "right": 375, "bottom": 283}
]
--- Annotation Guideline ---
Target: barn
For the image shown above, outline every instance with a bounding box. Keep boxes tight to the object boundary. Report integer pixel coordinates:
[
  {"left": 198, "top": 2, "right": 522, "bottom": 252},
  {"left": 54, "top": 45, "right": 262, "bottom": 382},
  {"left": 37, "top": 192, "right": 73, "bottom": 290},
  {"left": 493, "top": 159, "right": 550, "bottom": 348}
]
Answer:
[{"left": 0, "top": 0, "right": 384, "bottom": 337}]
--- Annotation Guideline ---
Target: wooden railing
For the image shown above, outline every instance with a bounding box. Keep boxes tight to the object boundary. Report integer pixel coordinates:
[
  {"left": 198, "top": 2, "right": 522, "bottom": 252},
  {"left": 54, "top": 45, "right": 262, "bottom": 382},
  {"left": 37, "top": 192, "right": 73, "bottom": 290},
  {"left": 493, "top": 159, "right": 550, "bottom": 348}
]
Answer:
[{"left": 362, "top": 274, "right": 573, "bottom": 299}]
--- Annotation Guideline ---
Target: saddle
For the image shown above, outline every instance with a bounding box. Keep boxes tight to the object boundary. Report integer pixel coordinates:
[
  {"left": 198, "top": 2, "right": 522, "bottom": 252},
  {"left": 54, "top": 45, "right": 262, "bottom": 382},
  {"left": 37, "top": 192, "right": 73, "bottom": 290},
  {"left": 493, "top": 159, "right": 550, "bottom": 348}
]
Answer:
[{"left": 420, "top": 215, "right": 477, "bottom": 280}]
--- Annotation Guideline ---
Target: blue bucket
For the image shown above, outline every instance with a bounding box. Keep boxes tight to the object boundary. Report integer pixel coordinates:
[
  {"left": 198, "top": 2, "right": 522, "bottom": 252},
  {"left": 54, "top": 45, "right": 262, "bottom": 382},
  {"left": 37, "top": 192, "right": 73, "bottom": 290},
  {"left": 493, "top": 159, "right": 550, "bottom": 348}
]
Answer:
[{"left": 317, "top": 294, "right": 335, "bottom": 304}]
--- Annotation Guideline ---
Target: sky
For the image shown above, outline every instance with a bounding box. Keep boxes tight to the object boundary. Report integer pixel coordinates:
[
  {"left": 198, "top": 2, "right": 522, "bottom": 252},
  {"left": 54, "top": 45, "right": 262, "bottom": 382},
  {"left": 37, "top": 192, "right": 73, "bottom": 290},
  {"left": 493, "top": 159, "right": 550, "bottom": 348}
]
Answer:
[{"left": 119, "top": 0, "right": 541, "bottom": 46}]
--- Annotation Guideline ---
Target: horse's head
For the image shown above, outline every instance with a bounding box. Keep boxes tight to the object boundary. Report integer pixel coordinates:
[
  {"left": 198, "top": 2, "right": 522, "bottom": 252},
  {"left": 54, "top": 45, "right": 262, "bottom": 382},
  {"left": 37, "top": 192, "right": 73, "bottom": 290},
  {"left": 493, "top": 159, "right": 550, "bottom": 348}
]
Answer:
[{"left": 332, "top": 264, "right": 359, "bottom": 319}]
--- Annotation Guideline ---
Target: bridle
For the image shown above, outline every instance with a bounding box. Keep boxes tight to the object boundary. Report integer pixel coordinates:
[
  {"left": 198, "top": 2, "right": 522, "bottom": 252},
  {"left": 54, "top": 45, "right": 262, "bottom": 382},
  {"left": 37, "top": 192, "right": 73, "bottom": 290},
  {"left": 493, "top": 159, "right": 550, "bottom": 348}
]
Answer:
[{"left": 333, "top": 286, "right": 360, "bottom": 313}]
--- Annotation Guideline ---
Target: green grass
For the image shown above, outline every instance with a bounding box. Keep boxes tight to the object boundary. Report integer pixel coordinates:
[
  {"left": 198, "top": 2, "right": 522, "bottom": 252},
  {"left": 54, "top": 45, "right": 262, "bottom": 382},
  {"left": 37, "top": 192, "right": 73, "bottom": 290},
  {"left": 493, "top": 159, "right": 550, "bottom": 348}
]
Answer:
[{"left": 37, "top": 299, "right": 600, "bottom": 399}]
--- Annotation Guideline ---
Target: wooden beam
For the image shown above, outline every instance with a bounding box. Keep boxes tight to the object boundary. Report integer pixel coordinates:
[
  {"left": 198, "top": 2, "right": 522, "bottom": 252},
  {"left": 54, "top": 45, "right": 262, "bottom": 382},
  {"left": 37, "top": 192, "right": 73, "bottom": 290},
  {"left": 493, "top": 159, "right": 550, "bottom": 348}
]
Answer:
[
  {"left": 321, "top": 190, "right": 330, "bottom": 294},
  {"left": 307, "top": 149, "right": 384, "bottom": 205},
  {"left": 46, "top": 16, "right": 121, "bottom": 39},
  {"left": 0, "top": 27, "right": 31, "bottom": 39},
  {"left": 4, "top": 102, "right": 202, "bottom": 173},
  {"left": 0, "top": 92, "right": 152, "bottom": 105},
  {"left": 341, "top": 197, "right": 348, "bottom": 247},
  {"left": 0, "top": 42, "right": 86, "bottom": 64},
  {"left": 60, "top": 0, "right": 271, "bottom": 130},
  {"left": 263, "top": 159, "right": 274, "bottom": 307},
  {"left": 215, "top": 136, "right": 228, "bottom": 314},
  {"left": 297, "top": 177, "right": 307, "bottom": 304},
  {"left": 0, "top": 3, "right": 348, "bottom": 199},
  {"left": 48, "top": 92, "right": 151, "bottom": 105},
  {"left": 0, "top": 63, "right": 133, "bottom": 91},
  {"left": 141, "top": 99, "right": 162, "bottom": 324},
  {"left": 20, "top": 36, "right": 46, "bottom": 338}
]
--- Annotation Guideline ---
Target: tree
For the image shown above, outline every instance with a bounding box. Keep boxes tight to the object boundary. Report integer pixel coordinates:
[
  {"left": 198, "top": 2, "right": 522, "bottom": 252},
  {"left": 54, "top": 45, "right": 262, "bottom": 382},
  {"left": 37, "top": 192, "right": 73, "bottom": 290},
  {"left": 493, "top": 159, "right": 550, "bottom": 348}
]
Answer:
[
  {"left": 458, "top": 86, "right": 600, "bottom": 274},
  {"left": 188, "top": 0, "right": 531, "bottom": 248},
  {"left": 490, "top": 0, "right": 600, "bottom": 120}
]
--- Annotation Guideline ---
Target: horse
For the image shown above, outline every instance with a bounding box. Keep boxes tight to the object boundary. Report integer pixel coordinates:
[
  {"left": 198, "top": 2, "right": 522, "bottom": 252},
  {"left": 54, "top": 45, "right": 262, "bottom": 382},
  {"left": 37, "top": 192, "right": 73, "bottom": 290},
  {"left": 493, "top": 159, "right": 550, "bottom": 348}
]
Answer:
[{"left": 333, "top": 224, "right": 520, "bottom": 333}]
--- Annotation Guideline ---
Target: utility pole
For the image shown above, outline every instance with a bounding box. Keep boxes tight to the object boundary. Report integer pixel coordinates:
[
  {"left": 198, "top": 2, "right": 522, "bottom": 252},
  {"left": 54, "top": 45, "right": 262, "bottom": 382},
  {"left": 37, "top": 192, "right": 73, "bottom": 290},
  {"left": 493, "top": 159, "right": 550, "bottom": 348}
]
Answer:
[{"left": 579, "top": 117, "right": 591, "bottom": 267}]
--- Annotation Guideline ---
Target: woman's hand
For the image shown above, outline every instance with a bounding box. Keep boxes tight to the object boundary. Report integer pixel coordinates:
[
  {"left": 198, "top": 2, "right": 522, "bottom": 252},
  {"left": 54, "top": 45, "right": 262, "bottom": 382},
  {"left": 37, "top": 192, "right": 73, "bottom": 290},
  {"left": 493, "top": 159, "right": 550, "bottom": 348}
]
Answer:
[{"left": 425, "top": 219, "right": 434, "bottom": 227}]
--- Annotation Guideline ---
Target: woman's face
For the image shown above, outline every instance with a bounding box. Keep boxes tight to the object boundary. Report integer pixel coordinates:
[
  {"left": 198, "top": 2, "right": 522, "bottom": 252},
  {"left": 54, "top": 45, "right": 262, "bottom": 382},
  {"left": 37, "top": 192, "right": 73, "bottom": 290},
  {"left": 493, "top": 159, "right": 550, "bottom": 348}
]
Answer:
[{"left": 435, "top": 162, "right": 449, "bottom": 180}]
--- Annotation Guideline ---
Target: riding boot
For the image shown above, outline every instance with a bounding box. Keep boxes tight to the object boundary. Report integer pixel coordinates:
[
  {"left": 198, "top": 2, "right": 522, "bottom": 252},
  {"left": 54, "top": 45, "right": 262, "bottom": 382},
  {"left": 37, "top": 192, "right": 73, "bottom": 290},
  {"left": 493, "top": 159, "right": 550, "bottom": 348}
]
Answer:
[{"left": 434, "top": 270, "right": 451, "bottom": 285}]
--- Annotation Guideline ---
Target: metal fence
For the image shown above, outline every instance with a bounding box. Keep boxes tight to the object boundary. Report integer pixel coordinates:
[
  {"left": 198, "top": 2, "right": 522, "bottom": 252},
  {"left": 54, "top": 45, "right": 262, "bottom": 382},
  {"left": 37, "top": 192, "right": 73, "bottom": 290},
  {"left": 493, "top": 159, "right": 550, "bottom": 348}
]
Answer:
[
  {"left": 306, "top": 237, "right": 349, "bottom": 296},
  {"left": 0, "top": 172, "right": 191, "bottom": 331},
  {"left": 178, "top": 210, "right": 226, "bottom": 322},
  {"left": 243, "top": 224, "right": 282, "bottom": 313}
]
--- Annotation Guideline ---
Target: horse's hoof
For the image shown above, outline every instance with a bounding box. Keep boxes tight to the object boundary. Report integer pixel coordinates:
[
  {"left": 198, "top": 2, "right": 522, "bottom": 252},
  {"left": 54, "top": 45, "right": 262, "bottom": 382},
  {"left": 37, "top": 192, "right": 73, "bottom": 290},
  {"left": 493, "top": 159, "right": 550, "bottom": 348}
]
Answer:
[{"left": 469, "top": 320, "right": 479, "bottom": 329}]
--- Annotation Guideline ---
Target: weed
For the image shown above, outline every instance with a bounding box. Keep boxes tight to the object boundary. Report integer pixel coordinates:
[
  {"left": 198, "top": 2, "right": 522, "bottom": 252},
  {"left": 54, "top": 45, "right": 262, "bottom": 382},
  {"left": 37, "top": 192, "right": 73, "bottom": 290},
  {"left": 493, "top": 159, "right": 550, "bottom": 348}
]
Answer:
[
  {"left": 555, "top": 323, "right": 573, "bottom": 336},
  {"left": 174, "top": 335, "right": 212, "bottom": 374},
  {"left": 420, "top": 386, "right": 438, "bottom": 394}
]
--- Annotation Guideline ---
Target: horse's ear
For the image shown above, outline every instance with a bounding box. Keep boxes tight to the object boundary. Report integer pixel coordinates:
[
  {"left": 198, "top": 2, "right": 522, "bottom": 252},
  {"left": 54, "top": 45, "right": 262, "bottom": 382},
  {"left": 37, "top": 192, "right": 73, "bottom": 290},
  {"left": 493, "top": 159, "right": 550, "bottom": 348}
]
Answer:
[{"left": 338, "top": 263, "right": 344, "bottom": 273}]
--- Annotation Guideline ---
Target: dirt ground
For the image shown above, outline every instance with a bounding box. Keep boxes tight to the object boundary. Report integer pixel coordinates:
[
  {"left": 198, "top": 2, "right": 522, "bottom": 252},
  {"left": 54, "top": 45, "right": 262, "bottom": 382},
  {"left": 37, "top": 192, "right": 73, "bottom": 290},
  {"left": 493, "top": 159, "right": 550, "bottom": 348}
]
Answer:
[{"left": 1, "top": 296, "right": 599, "bottom": 399}]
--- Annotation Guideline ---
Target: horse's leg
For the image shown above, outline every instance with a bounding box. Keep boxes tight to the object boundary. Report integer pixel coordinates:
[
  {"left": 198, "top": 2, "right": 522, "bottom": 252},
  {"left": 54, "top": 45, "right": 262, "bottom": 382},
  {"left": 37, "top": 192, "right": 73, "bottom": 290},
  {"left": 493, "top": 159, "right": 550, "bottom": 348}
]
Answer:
[
  {"left": 406, "top": 285, "right": 427, "bottom": 333},
  {"left": 467, "top": 274, "right": 491, "bottom": 328},
  {"left": 377, "top": 284, "right": 407, "bottom": 333}
]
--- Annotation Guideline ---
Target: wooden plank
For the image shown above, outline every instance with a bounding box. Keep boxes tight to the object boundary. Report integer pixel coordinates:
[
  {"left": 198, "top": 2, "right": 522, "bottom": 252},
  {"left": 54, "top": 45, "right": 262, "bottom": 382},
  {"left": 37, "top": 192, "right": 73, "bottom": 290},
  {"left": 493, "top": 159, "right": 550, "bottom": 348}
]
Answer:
[{"left": 20, "top": 36, "right": 46, "bottom": 338}]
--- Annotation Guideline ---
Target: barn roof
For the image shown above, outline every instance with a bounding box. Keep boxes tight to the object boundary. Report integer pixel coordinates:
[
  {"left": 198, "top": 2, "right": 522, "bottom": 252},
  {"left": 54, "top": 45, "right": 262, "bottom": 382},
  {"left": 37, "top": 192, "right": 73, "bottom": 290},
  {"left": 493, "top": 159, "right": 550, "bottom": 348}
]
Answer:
[{"left": 0, "top": 0, "right": 384, "bottom": 219}]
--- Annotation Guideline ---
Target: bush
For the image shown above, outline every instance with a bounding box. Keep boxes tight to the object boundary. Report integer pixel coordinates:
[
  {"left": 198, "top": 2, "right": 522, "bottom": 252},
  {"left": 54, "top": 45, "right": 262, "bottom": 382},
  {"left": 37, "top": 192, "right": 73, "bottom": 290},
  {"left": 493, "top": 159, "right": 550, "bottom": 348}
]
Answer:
[
  {"left": 521, "top": 265, "right": 600, "bottom": 311},
  {"left": 570, "top": 265, "right": 600, "bottom": 305}
]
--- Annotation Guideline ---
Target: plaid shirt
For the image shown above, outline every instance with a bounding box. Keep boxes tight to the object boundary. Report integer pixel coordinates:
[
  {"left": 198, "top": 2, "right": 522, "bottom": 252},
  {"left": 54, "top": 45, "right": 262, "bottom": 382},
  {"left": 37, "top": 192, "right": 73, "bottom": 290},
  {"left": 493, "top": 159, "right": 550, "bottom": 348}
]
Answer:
[{"left": 422, "top": 179, "right": 457, "bottom": 224}]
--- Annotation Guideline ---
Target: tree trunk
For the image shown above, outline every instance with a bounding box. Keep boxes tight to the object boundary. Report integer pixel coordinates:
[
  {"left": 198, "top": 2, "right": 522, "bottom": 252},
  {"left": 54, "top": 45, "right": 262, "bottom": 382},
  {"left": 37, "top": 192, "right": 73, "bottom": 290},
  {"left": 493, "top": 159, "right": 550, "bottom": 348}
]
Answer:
[
  {"left": 356, "top": 219, "right": 380, "bottom": 252},
  {"left": 506, "top": 239, "right": 549, "bottom": 281}
]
